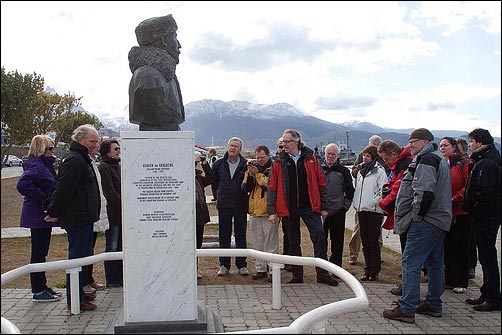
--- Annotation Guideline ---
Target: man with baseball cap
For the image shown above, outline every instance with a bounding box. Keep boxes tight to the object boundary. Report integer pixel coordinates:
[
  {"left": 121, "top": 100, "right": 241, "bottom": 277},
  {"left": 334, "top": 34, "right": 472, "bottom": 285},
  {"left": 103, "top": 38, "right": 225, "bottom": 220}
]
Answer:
[{"left": 383, "top": 128, "right": 452, "bottom": 323}]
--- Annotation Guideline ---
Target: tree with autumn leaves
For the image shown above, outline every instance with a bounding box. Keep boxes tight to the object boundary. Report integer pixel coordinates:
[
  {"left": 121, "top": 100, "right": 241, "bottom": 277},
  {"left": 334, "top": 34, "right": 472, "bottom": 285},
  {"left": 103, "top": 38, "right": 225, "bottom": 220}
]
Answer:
[{"left": 1, "top": 67, "right": 102, "bottom": 167}]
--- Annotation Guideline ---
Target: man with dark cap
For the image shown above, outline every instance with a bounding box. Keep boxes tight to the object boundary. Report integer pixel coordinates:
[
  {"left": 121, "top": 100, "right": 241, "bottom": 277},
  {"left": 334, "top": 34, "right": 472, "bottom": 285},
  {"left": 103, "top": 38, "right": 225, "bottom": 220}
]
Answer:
[
  {"left": 128, "top": 14, "right": 184, "bottom": 131},
  {"left": 383, "top": 128, "right": 452, "bottom": 323}
]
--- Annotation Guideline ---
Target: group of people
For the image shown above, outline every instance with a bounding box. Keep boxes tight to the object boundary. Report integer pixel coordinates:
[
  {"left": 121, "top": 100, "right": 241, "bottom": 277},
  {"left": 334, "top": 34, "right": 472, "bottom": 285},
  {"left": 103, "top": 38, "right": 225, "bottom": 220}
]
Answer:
[
  {"left": 17, "top": 124, "right": 500, "bottom": 317},
  {"left": 18, "top": 124, "right": 123, "bottom": 311}
]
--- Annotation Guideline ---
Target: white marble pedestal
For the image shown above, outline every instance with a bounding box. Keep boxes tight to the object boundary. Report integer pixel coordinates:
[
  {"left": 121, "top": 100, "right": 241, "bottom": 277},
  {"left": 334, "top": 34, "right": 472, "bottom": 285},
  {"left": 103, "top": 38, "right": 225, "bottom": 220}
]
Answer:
[{"left": 119, "top": 131, "right": 197, "bottom": 327}]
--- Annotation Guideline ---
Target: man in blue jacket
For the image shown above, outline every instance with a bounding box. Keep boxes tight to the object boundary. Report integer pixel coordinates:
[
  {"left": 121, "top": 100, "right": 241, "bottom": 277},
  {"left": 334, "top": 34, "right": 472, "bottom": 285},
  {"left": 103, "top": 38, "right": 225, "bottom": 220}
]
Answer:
[{"left": 212, "top": 137, "right": 249, "bottom": 276}]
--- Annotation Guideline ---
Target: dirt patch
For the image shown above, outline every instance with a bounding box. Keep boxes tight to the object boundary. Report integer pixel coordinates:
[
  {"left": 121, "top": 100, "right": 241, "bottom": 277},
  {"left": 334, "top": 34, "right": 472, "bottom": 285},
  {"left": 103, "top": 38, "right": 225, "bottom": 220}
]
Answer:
[{"left": 2, "top": 177, "right": 402, "bottom": 289}]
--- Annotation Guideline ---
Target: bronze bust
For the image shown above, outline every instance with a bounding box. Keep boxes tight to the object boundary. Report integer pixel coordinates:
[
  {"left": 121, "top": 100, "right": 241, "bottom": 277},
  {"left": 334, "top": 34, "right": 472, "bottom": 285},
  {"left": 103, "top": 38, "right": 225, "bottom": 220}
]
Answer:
[{"left": 128, "top": 14, "right": 184, "bottom": 131}]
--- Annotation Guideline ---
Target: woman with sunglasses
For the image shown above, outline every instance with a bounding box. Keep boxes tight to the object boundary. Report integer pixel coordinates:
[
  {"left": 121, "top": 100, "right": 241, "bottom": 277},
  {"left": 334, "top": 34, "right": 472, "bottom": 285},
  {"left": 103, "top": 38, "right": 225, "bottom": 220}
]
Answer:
[
  {"left": 97, "top": 139, "right": 123, "bottom": 287},
  {"left": 16, "top": 135, "right": 63, "bottom": 302}
]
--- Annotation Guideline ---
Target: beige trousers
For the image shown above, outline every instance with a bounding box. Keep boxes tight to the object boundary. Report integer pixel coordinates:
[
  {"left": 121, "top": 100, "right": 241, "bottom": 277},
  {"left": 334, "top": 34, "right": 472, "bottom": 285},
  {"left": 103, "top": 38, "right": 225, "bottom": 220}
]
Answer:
[{"left": 249, "top": 215, "right": 279, "bottom": 273}]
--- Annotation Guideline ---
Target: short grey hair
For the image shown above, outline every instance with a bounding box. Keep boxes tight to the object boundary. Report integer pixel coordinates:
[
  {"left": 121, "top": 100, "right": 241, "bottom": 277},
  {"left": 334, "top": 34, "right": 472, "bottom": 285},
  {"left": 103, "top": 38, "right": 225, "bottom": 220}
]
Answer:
[
  {"left": 325, "top": 143, "right": 339, "bottom": 154},
  {"left": 71, "top": 124, "right": 98, "bottom": 142},
  {"left": 368, "top": 135, "right": 383, "bottom": 146},
  {"left": 227, "top": 137, "right": 243, "bottom": 149}
]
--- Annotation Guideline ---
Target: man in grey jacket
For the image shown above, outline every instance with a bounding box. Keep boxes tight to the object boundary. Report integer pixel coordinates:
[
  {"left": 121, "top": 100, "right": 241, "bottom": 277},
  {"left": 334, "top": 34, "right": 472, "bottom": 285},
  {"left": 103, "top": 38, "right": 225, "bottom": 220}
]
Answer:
[{"left": 383, "top": 128, "right": 452, "bottom": 323}]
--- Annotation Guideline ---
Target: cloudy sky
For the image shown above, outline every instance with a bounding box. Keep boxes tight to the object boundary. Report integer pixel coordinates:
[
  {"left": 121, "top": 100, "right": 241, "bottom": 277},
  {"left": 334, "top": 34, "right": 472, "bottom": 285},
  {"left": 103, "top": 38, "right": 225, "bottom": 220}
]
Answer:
[{"left": 2, "top": 1, "right": 501, "bottom": 136}]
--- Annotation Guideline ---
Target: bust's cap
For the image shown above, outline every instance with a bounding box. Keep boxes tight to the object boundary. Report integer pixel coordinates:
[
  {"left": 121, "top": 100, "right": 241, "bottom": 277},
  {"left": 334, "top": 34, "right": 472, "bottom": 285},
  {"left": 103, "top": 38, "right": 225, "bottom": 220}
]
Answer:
[{"left": 135, "top": 14, "right": 178, "bottom": 46}]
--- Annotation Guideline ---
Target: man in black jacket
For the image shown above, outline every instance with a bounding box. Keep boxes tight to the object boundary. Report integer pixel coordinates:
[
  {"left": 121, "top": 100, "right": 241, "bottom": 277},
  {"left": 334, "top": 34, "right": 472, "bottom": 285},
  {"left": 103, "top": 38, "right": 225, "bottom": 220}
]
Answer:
[
  {"left": 45, "top": 124, "right": 101, "bottom": 312},
  {"left": 463, "top": 128, "right": 501, "bottom": 312},
  {"left": 212, "top": 137, "right": 249, "bottom": 276}
]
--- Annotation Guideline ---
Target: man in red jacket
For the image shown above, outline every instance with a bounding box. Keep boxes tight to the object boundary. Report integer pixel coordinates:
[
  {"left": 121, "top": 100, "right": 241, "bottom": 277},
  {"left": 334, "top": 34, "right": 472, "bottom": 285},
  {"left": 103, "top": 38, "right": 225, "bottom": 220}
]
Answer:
[{"left": 267, "top": 129, "right": 338, "bottom": 286}]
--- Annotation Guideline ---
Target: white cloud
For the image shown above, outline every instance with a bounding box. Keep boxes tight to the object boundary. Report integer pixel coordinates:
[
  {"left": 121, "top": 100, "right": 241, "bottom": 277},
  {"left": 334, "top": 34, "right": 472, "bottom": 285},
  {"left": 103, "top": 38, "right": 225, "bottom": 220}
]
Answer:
[{"left": 2, "top": 1, "right": 500, "bottom": 137}]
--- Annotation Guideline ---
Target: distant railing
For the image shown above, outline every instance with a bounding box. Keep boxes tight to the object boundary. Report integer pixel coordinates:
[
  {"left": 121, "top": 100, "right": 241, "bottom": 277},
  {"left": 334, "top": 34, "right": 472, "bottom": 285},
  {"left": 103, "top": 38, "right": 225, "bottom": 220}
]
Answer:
[{"left": 1, "top": 249, "right": 368, "bottom": 334}]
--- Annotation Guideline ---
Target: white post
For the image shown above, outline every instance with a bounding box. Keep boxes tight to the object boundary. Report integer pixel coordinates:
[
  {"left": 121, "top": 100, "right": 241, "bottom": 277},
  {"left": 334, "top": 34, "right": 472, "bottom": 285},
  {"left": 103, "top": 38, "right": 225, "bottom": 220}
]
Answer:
[
  {"left": 312, "top": 320, "right": 326, "bottom": 334},
  {"left": 270, "top": 262, "right": 283, "bottom": 309},
  {"left": 66, "top": 267, "right": 82, "bottom": 315}
]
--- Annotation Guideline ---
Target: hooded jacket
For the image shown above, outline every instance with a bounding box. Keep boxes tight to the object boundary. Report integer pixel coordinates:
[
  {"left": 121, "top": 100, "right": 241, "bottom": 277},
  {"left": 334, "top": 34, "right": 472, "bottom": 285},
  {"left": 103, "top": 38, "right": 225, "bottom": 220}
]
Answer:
[
  {"left": 17, "top": 155, "right": 59, "bottom": 229},
  {"left": 463, "top": 143, "right": 501, "bottom": 218},
  {"left": 394, "top": 142, "right": 452, "bottom": 235}
]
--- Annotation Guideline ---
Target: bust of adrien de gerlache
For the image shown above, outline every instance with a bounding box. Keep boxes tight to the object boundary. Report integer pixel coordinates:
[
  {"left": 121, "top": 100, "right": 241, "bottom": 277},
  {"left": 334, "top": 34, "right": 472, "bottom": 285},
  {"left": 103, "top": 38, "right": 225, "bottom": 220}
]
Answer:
[{"left": 128, "top": 14, "right": 184, "bottom": 131}]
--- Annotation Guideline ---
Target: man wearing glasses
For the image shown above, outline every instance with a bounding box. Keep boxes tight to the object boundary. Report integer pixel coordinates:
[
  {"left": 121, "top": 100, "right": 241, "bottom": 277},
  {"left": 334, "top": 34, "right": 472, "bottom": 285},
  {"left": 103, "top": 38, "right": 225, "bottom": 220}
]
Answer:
[
  {"left": 383, "top": 128, "right": 452, "bottom": 323},
  {"left": 267, "top": 129, "right": 339, "bottom": 286}
]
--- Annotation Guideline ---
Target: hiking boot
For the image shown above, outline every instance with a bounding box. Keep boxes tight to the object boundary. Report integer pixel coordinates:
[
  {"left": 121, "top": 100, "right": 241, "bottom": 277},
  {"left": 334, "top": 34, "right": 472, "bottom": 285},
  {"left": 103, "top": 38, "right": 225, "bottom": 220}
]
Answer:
[
  {"left": 217, "top": 265, "right": 229, "bottom": 277},
  {"left": 317, "top": 275, "right": 339, "bottom": 286},
  {"left": 390, "top": 284, "right": 402, "bottom": 296},
  {"left": 32, "top": 290, "right": 61, "bottom": 302},
  {"left": 238, "top": 267, "right": 249, "bottom": 276},
  {"left": 251, "top": 272, "right": 268, "bottom": 280},
  {"left": 84, "top": 292, "right": 96, "bottom": 302},
  {"left": 415, "top": 300, "right": 442, "bottom": 317},
  {"left": 382, "top": 305, "right": 415, "bottom": 323}
]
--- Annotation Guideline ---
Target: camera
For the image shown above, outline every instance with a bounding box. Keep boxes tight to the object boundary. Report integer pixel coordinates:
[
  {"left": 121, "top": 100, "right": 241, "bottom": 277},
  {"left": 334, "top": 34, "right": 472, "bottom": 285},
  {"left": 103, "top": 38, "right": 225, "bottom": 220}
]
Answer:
[
  {"left": 247, "top": 159, "right": 259, "bottom": 167},
  {"left": 200, "top": 155, "right": 206, "bottom": 162}
]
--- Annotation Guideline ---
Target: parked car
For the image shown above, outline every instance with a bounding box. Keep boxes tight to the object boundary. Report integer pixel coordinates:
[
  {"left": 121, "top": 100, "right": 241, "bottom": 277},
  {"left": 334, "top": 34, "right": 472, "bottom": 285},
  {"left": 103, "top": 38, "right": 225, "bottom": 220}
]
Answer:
[{"left": 3, "top": 155, "right": 23, "bottom": 167}]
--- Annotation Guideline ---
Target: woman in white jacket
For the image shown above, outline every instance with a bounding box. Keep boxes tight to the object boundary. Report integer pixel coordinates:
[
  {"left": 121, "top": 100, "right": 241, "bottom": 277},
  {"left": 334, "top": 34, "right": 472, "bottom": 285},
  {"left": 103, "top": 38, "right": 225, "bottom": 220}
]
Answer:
[{"left": 353, "top": 144, "right": 388, "bottom": 281}]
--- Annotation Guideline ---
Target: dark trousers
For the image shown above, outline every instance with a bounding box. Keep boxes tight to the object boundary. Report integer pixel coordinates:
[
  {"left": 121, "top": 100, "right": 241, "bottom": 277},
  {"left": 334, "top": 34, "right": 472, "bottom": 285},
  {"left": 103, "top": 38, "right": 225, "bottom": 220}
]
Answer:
[
  {"left": 84, "top": 232, "right": 98, "bottom": 285},
  {"left": 444, "top": 215, "right": 471, "bottom": 288},
  {"left": 218, "top": 208, "right": 248, "bottom": 269},
  {"left": 196, "top": 224, "right": 205, "bottom": 249},
  {"left": 358, "top": 211, "right": 383, "bottom": 275},
  {"left": 211, "top": 184, "right": 218, "bottom": 200},
  {"left": 29, "top": 227, "right": 53, "bottom": 293},
  {"left": 104, "top": 225, "right": 123, "bottom": 286},
  {"left": 472, "top": 215, "right": 501, "bottom": 305},
  {"left": 469, "top": 233, "right": 478, "bottom": 269},
  {"left": 65, "top": 224, "right": 93, "bottom": 304},
  {"left": 288, "top": 207, "right": 329, "bottom": 279},
  {"left": 281, "top": 216, "right": 290, "bottom": 256},
  {"left": 323, "top": 211, "right": 346, "bottom": 267}
]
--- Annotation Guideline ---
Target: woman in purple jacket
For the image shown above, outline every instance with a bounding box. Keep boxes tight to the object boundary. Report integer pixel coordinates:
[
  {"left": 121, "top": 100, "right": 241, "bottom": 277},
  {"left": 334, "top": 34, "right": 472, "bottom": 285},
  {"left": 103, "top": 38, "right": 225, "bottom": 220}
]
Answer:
[{"left": 16, "top": 135, "right": 62, "bottom": 302}]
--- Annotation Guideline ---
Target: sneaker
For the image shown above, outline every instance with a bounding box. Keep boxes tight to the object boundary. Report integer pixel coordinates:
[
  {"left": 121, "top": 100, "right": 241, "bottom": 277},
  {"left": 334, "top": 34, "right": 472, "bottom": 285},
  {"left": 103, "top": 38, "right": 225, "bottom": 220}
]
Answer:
[
  {"left": 84, "top": 292, "right": 96, "bottom": 302},
  {"left": 67, "top": 301, "right": 97, "bottom": 312},
  {"left": 382, "top": 305, "right": 415, "bottom": 323},
  {"left": 90, "top": 282, "right": 105, "bottom": 291},
  {"left": 317, "top": 275, "right": 339, "bottom": 286},
  {"left": 390, "top": 284, "right": 402, "bottom": 296},
  {"left": 453, "top": 287, "right": 467, "bottom": 294},
  {"left": 468, "top": 268, "right": 476, "bottom": 279},
  {"left": 251, "top": 272, "right": 268, "bottom": 280},
  {"left": 415, "top": 300, "right": 442, "bottom": 317},
  {"left": 197, "top": 270, "right": 202, "bottom": 279},
  {"left": 217, "top": 265, "right": 229, "bottom": 277},
  {"left": 45, "top": 287, "right": 63, "bottom": 297},
  {"left": 83, "top": 284, "right": 96, "bottom": 294},
  {"left": 238, "top": 267, "right": 249, "bottom": 276},
  {"left": 32, "top": 290, "right": 61, "bottom": 302}
]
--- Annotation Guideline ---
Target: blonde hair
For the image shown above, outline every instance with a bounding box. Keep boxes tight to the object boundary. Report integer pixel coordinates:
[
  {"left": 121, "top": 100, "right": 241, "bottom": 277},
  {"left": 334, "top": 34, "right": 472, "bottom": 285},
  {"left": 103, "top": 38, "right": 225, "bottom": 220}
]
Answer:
[{"left": 28, "top": 135, "right": 54, "bottom": 157}]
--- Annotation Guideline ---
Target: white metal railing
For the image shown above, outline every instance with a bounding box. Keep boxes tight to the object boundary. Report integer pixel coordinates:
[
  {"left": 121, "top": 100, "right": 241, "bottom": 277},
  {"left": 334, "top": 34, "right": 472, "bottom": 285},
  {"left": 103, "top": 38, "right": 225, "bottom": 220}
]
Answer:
[{"left": 1, "top": 249, "right": 368, "bottom": 334}]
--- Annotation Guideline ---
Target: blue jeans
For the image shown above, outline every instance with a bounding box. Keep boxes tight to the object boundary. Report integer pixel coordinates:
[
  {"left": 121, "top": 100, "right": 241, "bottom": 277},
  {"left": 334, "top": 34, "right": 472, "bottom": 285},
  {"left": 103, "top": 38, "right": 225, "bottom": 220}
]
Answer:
[
  {"left": 104, "top": 225, "right": 123, "bottom": 285},
  {"left": 30, "top": 228, "right": 53, "bottom": 293},
  {"left": 472, "top": 215, "right": 501, "bottom": 305},
  {"left": 65, "top": 224, "right": 93, "bottom": 304},
  {"left": 399, "top": 219, "right": 446, "bottom": 315},
  {"left": 218, "top": 208, "right": 248, "bottom": 269},
  {"left": 289, "top": 207, "right": 329, "bottom": 279}
]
